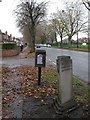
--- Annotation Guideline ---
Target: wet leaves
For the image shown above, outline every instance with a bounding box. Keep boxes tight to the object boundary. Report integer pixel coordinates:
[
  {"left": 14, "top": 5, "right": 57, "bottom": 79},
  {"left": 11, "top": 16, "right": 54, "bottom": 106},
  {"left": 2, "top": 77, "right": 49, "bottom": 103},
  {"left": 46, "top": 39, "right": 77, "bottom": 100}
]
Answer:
[
  {"left": 2, "top": 65, "right": 57, "bottom": 118},
  {"left": 1, "top": 65, "right": 90, "bottom": 118}
]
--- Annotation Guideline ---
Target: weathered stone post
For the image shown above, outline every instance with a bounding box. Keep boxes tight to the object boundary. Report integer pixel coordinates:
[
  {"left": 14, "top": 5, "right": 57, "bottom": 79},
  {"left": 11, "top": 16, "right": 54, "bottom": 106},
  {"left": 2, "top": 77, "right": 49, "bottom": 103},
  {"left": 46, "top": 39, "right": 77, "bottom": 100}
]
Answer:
[{"left": 54, "top": 56, "right": 78, "bottom": 114}]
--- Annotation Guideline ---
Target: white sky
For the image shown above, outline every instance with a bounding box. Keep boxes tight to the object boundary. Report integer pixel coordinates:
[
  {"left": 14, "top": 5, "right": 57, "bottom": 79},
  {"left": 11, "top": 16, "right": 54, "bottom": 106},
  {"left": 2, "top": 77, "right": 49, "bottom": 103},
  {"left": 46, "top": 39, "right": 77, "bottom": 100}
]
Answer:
[
  {"left": 0, "top": 0, "right": 21, "bottom": 37},
  {"left": 0, "top": 0, "right": 88, "bottom": 39}
]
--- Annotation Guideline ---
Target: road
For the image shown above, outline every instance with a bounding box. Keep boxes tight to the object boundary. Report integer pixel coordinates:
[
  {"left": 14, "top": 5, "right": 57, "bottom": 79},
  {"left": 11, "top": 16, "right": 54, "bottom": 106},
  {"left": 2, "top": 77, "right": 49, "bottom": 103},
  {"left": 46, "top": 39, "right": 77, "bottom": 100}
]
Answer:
[
  {"left": 41, "top": 47, "right": 89, "bottom": 83},
  {"left": 0, "top": 47, "right": 89, "bottom": 83}
]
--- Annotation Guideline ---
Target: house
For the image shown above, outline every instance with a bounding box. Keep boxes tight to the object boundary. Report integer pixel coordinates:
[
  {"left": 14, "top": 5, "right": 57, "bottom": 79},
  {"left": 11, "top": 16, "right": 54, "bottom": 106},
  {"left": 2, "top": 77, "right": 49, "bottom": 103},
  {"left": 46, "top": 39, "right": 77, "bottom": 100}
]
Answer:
[
  {"left": 78, "top": 38, "right": 89, "bottom": 43},
  {"left": 0, "top": 30, "right": 2, "bottom": 42},
  {"left": 0, "top": 30, "right": 22, "bottom": 44},
  {"left": 0, "top": 30, "right": 13, "bottom": 43},
  {"left": 62, "top": 37, "right": 89, "bottom": 43},
  {"left": 62, "top": 38, "right": 75, "bottom": 43}
]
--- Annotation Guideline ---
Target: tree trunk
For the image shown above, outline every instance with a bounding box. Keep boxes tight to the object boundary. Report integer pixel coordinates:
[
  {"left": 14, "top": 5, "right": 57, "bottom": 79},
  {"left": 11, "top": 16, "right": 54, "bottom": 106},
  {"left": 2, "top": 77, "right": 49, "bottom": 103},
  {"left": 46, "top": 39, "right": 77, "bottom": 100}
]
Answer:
[
  {"left": 31, "top": 35, "right": 35, "bottom": 52},
  {"left": 60, "top": 34, "right": 63, "bottom": 48},
  {"left": 55, "top": 32, "right": 57, "bottom": 43},
  {"left": 30, "top": 26, "right": 36, "bottom": 52},
  {"left": 68, "top": 36, "right": 72, "bottom": 48}
]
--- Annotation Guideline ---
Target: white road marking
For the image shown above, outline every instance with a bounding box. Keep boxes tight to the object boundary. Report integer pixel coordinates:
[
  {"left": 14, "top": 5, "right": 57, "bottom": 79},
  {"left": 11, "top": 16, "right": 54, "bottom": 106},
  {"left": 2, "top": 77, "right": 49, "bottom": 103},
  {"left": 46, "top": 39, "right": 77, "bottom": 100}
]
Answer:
[
  {"left": 48, "top": 59, "right": 56, "bottom": 65},
  {"left": 52, "top": 62, "right": 56, "bottom": 65},
  {"left": 48, "top": 59, "right": 52, "bottom": 61}
]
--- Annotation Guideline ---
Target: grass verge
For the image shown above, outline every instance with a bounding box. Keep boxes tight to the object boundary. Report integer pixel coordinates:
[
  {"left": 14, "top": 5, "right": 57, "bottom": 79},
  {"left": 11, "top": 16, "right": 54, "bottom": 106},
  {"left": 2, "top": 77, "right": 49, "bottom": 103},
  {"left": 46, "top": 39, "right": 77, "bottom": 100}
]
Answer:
[
  {"left": 53, "top": 47, "right": 89, "bottom": 52},
  {"left": 43, "top": 67, "right": 90, "bottom": 114}
]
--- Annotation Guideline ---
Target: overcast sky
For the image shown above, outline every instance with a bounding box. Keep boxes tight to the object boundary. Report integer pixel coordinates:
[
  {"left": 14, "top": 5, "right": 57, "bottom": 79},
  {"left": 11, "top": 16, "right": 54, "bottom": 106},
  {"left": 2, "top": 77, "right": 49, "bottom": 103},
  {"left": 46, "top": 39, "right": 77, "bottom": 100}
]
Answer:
[{"left": 0, "top": 0, "right": 88, "bottom": 39}]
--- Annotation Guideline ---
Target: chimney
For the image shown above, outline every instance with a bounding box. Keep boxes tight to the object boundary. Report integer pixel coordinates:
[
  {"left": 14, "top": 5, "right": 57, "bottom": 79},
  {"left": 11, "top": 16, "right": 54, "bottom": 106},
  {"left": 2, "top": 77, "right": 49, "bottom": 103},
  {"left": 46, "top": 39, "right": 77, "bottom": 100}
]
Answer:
[{"left": 5, "top": 31, "right": 7, "bottom": 35}]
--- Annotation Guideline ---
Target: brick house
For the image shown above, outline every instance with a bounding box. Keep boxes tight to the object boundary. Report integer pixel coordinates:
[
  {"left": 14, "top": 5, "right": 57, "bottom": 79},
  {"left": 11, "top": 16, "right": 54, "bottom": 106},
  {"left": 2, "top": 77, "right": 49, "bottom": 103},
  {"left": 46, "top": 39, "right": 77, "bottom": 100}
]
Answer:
[
  {"left": 0, "top": 30, "right": 21, "bottom": 44},
  {"left": 62, "top": 38, "right": 89, "bottom": 43},
  {"left": 0, "top": 30, "right": 13, "bottom": 43},
  {"left": 78, "top": 38, "right": 89, "bottom": 43},
  {"left": 0, "top": 30, "right": 21, "bottom": 57}
]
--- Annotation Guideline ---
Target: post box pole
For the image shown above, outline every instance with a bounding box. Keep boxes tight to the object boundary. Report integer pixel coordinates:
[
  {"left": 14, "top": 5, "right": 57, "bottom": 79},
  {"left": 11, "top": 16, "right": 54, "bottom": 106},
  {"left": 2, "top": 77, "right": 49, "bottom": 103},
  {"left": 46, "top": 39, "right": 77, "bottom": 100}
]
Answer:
[{"left": 38, "top": 67, "right": 41, "bottom": 85}]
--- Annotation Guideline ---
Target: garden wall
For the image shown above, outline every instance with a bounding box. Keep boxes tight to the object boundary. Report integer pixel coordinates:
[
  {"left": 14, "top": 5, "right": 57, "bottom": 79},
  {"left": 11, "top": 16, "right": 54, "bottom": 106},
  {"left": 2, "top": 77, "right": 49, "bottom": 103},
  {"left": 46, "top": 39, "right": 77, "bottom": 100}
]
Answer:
[{"left": 0, "top": 49, "right": 20, "bottom": 57}]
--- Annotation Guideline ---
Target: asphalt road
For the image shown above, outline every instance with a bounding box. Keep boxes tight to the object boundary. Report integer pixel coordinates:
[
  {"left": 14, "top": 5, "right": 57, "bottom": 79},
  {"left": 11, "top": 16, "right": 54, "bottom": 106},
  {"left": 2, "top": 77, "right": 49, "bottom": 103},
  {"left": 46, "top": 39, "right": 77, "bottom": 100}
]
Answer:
[{"left": 39, "top": 47, "right": 89, "bottom": 83}]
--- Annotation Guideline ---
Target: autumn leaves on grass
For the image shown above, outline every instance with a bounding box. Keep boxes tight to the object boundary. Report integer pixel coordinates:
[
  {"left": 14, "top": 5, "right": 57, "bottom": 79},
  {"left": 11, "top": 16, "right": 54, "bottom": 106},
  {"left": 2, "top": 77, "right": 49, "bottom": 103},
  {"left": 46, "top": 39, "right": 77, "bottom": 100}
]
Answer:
[{"left": 2, "top": 65, "right": 57, "bottom": 104}]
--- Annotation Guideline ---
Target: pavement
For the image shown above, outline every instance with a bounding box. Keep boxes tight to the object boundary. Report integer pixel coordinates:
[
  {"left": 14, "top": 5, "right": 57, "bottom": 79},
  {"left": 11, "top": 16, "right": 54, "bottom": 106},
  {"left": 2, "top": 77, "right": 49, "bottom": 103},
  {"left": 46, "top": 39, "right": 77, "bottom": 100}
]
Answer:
[
  {"left": 0, "top": 47, "right": 51, "bottom": 68},
  {"left": 2, "top": 71, "right": 85, "bottom": 119},
  {"left": 0, "top": 47, "right": 34, "bottom": 68},
  {"left": 1, "top": 47, "right": 89, "bottom": 119},
  {"left": 2, "top": 89, "right": 85, "bottom": 118}
]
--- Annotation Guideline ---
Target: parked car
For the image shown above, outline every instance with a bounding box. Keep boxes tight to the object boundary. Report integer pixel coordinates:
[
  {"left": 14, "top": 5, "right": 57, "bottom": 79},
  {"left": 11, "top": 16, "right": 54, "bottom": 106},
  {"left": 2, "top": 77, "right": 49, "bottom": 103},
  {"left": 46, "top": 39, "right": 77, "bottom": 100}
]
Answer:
[
  {"left": 43, "top": 44, "right": 51, "bottom": 47},
  {"left": 43, "top": 44, "right": 47, "bottom": 47},
  {"left": 47, "top": 44, "right": 51, "bottom": 47},
  {"left": 35, "top": 44, "right": 41, "bottom": 48}
]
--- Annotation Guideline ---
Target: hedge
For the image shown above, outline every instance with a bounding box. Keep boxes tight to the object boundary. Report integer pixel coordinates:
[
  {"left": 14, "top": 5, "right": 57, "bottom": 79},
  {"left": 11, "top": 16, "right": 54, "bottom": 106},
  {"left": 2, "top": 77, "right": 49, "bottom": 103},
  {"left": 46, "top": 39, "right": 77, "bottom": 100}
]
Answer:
[
  {"left": 51, "top": 42, "right": 88, "bottom": 49},
  {"left": 0, "top": 43, "right": 17, "bottom": 49}
]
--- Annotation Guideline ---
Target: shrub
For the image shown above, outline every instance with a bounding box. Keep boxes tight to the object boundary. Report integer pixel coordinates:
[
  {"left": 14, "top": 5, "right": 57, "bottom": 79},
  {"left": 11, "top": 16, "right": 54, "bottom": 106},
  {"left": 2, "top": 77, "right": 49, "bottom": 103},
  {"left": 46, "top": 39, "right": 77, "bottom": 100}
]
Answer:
[{"left": 0, "top": 42, "right": 17, "bottom": 49}]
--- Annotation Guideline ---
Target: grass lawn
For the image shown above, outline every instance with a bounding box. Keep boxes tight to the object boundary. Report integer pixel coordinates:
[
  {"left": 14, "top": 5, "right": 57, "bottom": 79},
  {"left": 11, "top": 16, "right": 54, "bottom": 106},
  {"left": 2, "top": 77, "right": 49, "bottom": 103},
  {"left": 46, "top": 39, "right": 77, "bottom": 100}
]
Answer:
[
  {"left": 52, "top": 43, "right": 89, "bottom": 52},
  {"left": 43, "top": 67, "right": 90, "bottom": 116},
  {"left": 53, "top": 46, "right": 89, "bottom": 52}
]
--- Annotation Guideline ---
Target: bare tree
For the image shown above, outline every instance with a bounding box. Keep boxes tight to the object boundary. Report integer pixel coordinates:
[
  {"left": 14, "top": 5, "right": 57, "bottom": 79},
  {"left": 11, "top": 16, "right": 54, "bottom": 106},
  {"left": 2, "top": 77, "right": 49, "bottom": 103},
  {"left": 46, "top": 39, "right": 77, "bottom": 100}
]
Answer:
[
  {"left": 82, "top": 0, "right": 90, "bottom": 10},
  {"left": 45, "top": 22, "right": 57, "bottom": 43},
  {"left": 14, "top": 0, "right": 48, "bottom": 52},
  {"left": 35, "top": 22, "right": 48, "bottom": 44},
  {"left": 22, "top": 26, "right": 31, "bottom": 45},
  {"left": 56, "top": 1, "right": 87, "bottom": 47},
  {"left": 82, "top": 0, "right": 90, "bottom": 42},
  {"left": 50, "top": 13, "right": 67, "bottom": 47}
]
